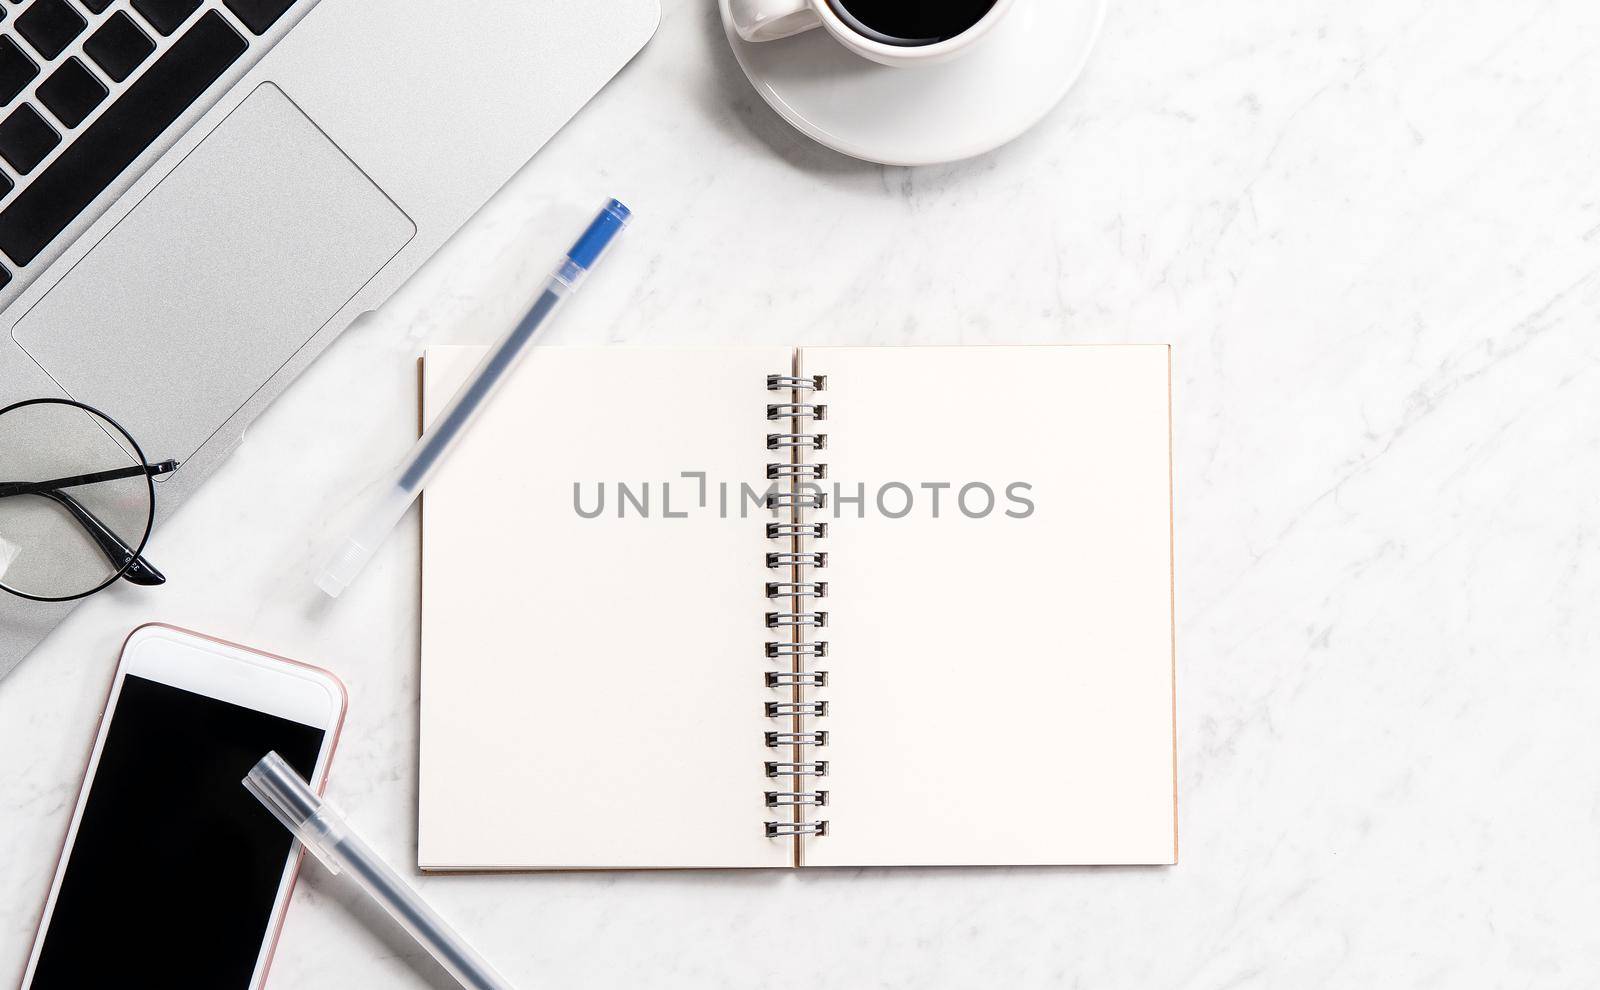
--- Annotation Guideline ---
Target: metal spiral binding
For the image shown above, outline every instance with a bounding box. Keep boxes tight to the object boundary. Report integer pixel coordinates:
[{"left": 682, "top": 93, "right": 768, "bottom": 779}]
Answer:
[
  {"left": 766, "top": 761, "right": 829, "bottom": 776},
  {"left": 767, "top": 551, "right": 827, "bottom": 568},
  {"left": 765, "top": 368, "right": 828, "bottom": 842},
  {"left": 766, "top": 641, "right": 827, "bottom": 658},
  {"left": 768, "top": 463, "right": 827, "bottom": 480},
  {"left": 767, "top": 791, "right": 828, "bottom": 807},
  {"left": 766, "top": 821, "right": 828, "bottom": 837},
  {"left": 766, "top": 580, "right": 827, "bottom": 597},
  {"left": 768, "top": 403, "right": 827, "bottom": 420},
  {"left": 767, "top": 670, "right": 827, "bottom": 688},
  {"left": 766, "top": 611, "right": 827, "bottom": 628},
  {"left": 766, "top": 730, "right": 828, "bottom": 746},
  {"left": 767, "top": 523, "right": 827, "bottom": 540},
  {"left": 766, "top": 700, "right": 827, "bottom": 717},
  {"left": 767, "top": 491, "right": 827, "bottom": 510},
  {"left": 767, "top": 433, "right": 826, "bottom": 450},
  {"left": 768, "top": 374, "right": 826, "bottom": 391}
]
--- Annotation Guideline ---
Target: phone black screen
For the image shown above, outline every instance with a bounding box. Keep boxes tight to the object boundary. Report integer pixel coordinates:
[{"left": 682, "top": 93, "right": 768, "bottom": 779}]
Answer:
[{"left": 28, "top": 674, "right": 325, "bottom": 989}]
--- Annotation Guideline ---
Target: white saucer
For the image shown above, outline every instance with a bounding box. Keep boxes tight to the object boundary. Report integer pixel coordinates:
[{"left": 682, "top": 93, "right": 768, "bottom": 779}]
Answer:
[{"left": 717, "top": 0, "right": 1107, "bottom": 166}]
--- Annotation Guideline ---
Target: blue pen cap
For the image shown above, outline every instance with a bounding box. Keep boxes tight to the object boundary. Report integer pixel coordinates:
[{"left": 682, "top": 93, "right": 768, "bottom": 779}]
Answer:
[{"left": 566, "top": 199, "right": 632, "bottom": 270}]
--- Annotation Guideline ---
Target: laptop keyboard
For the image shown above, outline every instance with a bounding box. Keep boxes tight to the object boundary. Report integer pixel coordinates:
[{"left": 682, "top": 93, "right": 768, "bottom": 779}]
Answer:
[{"left": 0, "top": 0, "right": 300, "bottom": 286}]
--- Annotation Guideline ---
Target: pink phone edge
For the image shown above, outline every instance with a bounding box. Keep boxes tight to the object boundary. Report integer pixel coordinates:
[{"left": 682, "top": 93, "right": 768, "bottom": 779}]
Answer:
[{"left": 13, "top": 621, "right": 350, "bottom": 990}]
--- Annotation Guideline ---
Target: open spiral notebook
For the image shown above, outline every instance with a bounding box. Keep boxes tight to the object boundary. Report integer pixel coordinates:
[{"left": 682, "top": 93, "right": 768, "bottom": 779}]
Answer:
[{"left": 417, "top": 344, "right": 1176, "bottom": 870}]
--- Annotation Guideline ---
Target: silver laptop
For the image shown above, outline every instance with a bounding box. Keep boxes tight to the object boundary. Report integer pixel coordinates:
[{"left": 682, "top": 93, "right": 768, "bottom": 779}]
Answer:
[{"left": 0, "top": 0, "right": 659, "bottom": 677}]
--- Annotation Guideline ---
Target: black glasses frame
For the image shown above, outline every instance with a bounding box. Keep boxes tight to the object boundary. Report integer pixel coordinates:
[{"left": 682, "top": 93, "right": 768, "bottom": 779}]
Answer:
[{"left": 0, "top": 398, "right": 177, "bottom": 603}]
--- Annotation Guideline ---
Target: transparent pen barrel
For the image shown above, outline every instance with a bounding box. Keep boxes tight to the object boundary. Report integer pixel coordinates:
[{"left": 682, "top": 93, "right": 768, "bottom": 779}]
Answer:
[
  {"left": 308, "top": 813, "right": 516, "bottom": 990},
  {"left": 317, "top": 275, "right": 577, "bottom": 597},
  {"left": 245, "top": 753, "right": 517, "bottom": 990},
  {"left": 394, "top": 273, "right": 576, "bottom": 500}
]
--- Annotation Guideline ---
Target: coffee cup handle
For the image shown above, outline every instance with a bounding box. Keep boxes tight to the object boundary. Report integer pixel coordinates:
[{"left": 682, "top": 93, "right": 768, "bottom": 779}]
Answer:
[{"left": 730, "top": 0, "right": 823, "bottom": 42}]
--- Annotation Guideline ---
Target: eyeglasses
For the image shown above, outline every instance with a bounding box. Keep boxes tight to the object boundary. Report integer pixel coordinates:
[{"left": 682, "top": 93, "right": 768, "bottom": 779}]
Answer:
[{"left": 0, "top": 398, "right": 178, "bottom": 603}]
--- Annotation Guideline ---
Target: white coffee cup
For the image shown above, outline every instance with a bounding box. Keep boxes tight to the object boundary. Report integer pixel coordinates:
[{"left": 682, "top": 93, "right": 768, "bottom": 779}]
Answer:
[{"left": 729, "top": 0, "right": 1017, "bottom": 66}]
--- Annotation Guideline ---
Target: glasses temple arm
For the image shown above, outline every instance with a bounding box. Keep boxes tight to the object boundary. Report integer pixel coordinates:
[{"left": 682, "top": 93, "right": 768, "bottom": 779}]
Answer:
[
  {"left": 37, "top": 490, "right": 166, "bottom": 587},
  {"left": 0, "top": 460, "right": 179, "bottom": 500}
]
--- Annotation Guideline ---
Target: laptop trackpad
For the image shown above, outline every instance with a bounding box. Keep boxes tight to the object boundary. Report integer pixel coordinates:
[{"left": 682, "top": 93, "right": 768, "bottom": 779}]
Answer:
[{"left": 13, "top": 83, "right": 414, "bottom": 462}]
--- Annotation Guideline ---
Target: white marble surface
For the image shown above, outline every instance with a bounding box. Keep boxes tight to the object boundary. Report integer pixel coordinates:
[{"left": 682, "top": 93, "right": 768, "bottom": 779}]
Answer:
[{"left": 5, "top": 0, "right": 1600, "bottom": 985}]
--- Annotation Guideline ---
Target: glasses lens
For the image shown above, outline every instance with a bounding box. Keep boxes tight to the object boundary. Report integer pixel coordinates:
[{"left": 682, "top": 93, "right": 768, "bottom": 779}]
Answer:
[{"left": 0, "top": 401, "right": 155, "bottom": 601}]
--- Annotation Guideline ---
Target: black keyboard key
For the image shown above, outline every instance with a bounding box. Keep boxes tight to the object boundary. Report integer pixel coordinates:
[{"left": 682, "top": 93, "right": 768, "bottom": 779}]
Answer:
[
  {"left": 0, "top": 263, "right": 10, "bottom": 289},
  {"left": 0, "top": 103, "right": 58, "bottom": 173},
  {"left": 80, "top": 0, "right": 115, "bottom": 12},
  {"left": 37, "top": 58, "right": 106, "bottom": 128},
  {"left": 0, "top": 36, "right": 38, "bottom": 104},
  {"left": 0, "top": 169, "right": 11, "bottom": 197},
  {"left": 0, "top": 12, "right": 245, "bottom": 265},
  {"left": 131, "top": 0, "right": 200, "bottom": 36},
  {"left": 15, "top": 0, "right": 86, "bottom": 60},
  {"left": 83, "top": 12, "right": 154, "bottom": 82},
  {"left": 221, "top": 0, "right": 297, "bottom": 35}
]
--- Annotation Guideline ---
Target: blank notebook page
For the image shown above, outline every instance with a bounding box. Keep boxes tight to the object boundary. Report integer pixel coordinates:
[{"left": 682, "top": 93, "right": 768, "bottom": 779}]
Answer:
[
  {"left": 419, "top": 346, "right": 793, "bottom": 870},
  {"left": 802, "top": 345, "right": 1176, "bottom": 867}
]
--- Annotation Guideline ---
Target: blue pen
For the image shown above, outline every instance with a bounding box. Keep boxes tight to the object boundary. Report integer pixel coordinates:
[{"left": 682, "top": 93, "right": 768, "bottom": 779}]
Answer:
[{"left": 317, "top": 199, "right": 632, "bottom": 597}]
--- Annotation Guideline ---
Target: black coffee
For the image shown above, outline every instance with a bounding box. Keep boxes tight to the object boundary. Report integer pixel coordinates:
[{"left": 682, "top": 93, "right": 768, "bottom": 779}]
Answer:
[{"left": 826, "top": 0, "right": 999, "bottom": 46}]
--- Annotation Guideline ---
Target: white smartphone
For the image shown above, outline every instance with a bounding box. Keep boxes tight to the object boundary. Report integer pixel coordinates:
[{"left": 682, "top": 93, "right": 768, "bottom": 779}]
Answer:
[{"left": 19, "top": 623, "right": 347, "bottom": 989}]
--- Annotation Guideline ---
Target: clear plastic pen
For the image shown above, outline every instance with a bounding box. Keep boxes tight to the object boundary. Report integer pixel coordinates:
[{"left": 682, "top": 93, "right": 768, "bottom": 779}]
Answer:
[
  {"left": 316, "top": 198, "right": 632, "bottom": 597},
  {"left": 244, "top": 753, "right": 517, "bottom": 990}
]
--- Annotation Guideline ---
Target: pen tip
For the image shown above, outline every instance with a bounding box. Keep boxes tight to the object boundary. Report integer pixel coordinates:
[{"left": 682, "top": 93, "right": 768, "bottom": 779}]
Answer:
[{"left": 316, "top": 540, "right": 368, "bottom": 598}]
